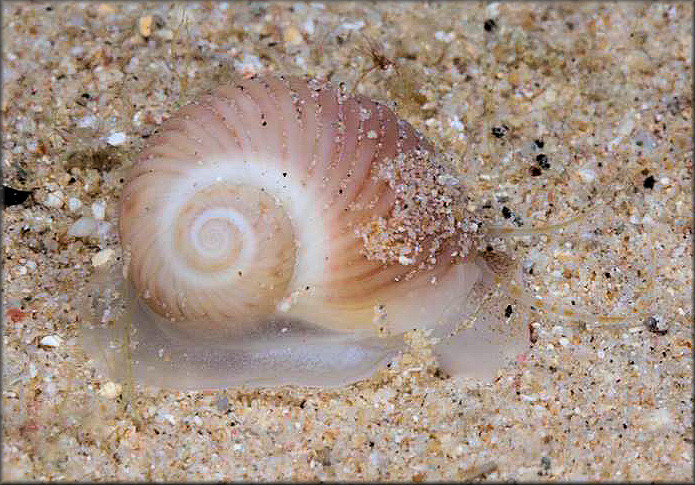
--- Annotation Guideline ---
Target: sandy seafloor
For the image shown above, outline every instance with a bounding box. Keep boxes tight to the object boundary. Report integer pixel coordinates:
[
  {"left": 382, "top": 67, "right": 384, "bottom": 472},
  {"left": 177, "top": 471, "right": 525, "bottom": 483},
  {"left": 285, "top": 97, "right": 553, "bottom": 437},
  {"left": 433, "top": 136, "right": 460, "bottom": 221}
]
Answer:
[{"left": 2, "top": 1, "right": 692, "bottom": 481}]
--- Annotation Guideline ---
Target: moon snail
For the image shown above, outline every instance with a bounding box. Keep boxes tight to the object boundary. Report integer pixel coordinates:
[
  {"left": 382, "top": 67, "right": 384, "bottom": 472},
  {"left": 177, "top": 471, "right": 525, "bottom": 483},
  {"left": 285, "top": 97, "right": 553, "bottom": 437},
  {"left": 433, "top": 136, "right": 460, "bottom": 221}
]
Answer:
[{"left": 82, "top": 75, "right": 534, "bottom": 390}]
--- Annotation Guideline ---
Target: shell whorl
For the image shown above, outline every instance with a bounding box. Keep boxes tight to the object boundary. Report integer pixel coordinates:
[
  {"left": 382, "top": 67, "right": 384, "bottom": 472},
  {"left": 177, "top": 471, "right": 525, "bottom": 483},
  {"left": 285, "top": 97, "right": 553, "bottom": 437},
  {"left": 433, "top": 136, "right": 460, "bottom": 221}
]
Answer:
[{"left": 119, "top": 75, "right": 478, "bottom": 335}]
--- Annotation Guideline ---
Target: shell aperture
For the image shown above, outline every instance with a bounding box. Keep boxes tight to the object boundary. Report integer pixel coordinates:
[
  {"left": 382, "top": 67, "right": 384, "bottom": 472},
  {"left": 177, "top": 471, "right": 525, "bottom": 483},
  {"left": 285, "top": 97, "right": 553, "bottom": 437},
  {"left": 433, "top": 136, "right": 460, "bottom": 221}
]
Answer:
[{"left": 81, "top": 75, "right": 528, "bottom": 389}]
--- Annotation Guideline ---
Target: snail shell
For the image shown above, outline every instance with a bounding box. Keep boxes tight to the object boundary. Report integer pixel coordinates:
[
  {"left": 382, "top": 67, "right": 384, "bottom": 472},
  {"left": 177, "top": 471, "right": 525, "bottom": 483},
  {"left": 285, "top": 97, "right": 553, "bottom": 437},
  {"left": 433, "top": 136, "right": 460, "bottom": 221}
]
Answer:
[{"left": 82, "top": 75, "right": 528, "bottom": 389}]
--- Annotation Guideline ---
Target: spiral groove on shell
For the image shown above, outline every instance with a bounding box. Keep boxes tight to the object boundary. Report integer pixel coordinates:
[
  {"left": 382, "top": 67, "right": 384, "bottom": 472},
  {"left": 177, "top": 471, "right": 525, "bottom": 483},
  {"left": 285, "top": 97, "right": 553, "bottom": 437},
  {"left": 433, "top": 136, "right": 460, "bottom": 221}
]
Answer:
[{"left": 82, "top": 74, "right": 528, "bottom": 389}]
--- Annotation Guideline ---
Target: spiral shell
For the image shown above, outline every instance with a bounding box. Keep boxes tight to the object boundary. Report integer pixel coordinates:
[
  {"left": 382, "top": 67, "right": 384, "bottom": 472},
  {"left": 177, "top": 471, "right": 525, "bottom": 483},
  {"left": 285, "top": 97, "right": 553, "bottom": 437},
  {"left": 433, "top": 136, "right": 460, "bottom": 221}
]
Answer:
[{"left": 82, "top": 75, "right": 528, "bottom": 389}]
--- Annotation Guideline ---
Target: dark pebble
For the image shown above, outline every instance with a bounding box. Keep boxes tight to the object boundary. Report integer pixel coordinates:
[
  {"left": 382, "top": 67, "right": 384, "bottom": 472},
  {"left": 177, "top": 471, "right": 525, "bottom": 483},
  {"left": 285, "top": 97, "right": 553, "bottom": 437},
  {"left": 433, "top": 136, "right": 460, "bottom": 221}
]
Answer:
[{"left": 2, "top": 186, "right": 33, "bottom": 207}]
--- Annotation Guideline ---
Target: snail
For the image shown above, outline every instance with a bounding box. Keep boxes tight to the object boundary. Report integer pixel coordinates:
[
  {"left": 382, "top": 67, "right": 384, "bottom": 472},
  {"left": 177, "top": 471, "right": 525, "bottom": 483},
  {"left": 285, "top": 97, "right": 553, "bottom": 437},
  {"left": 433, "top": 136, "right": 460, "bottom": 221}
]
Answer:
[{"left": 81, "top": 74, "right": 534, "bottom": 390}]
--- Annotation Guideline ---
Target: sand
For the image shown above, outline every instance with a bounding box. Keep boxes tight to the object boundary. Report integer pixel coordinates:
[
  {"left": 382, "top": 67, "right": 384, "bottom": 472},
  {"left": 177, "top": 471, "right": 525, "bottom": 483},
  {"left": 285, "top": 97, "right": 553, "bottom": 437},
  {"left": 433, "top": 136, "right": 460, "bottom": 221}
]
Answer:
[{"left": 2, "top": 2, "right": 692, "bottom": 481}]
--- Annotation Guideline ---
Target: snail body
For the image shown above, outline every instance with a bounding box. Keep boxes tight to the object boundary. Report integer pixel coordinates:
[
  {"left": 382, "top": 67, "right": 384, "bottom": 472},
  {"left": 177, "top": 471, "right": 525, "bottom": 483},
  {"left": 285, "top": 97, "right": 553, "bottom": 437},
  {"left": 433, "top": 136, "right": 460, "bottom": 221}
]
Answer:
[{"left": 82, "top": 75, "right": 528, "bottom": 389}]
